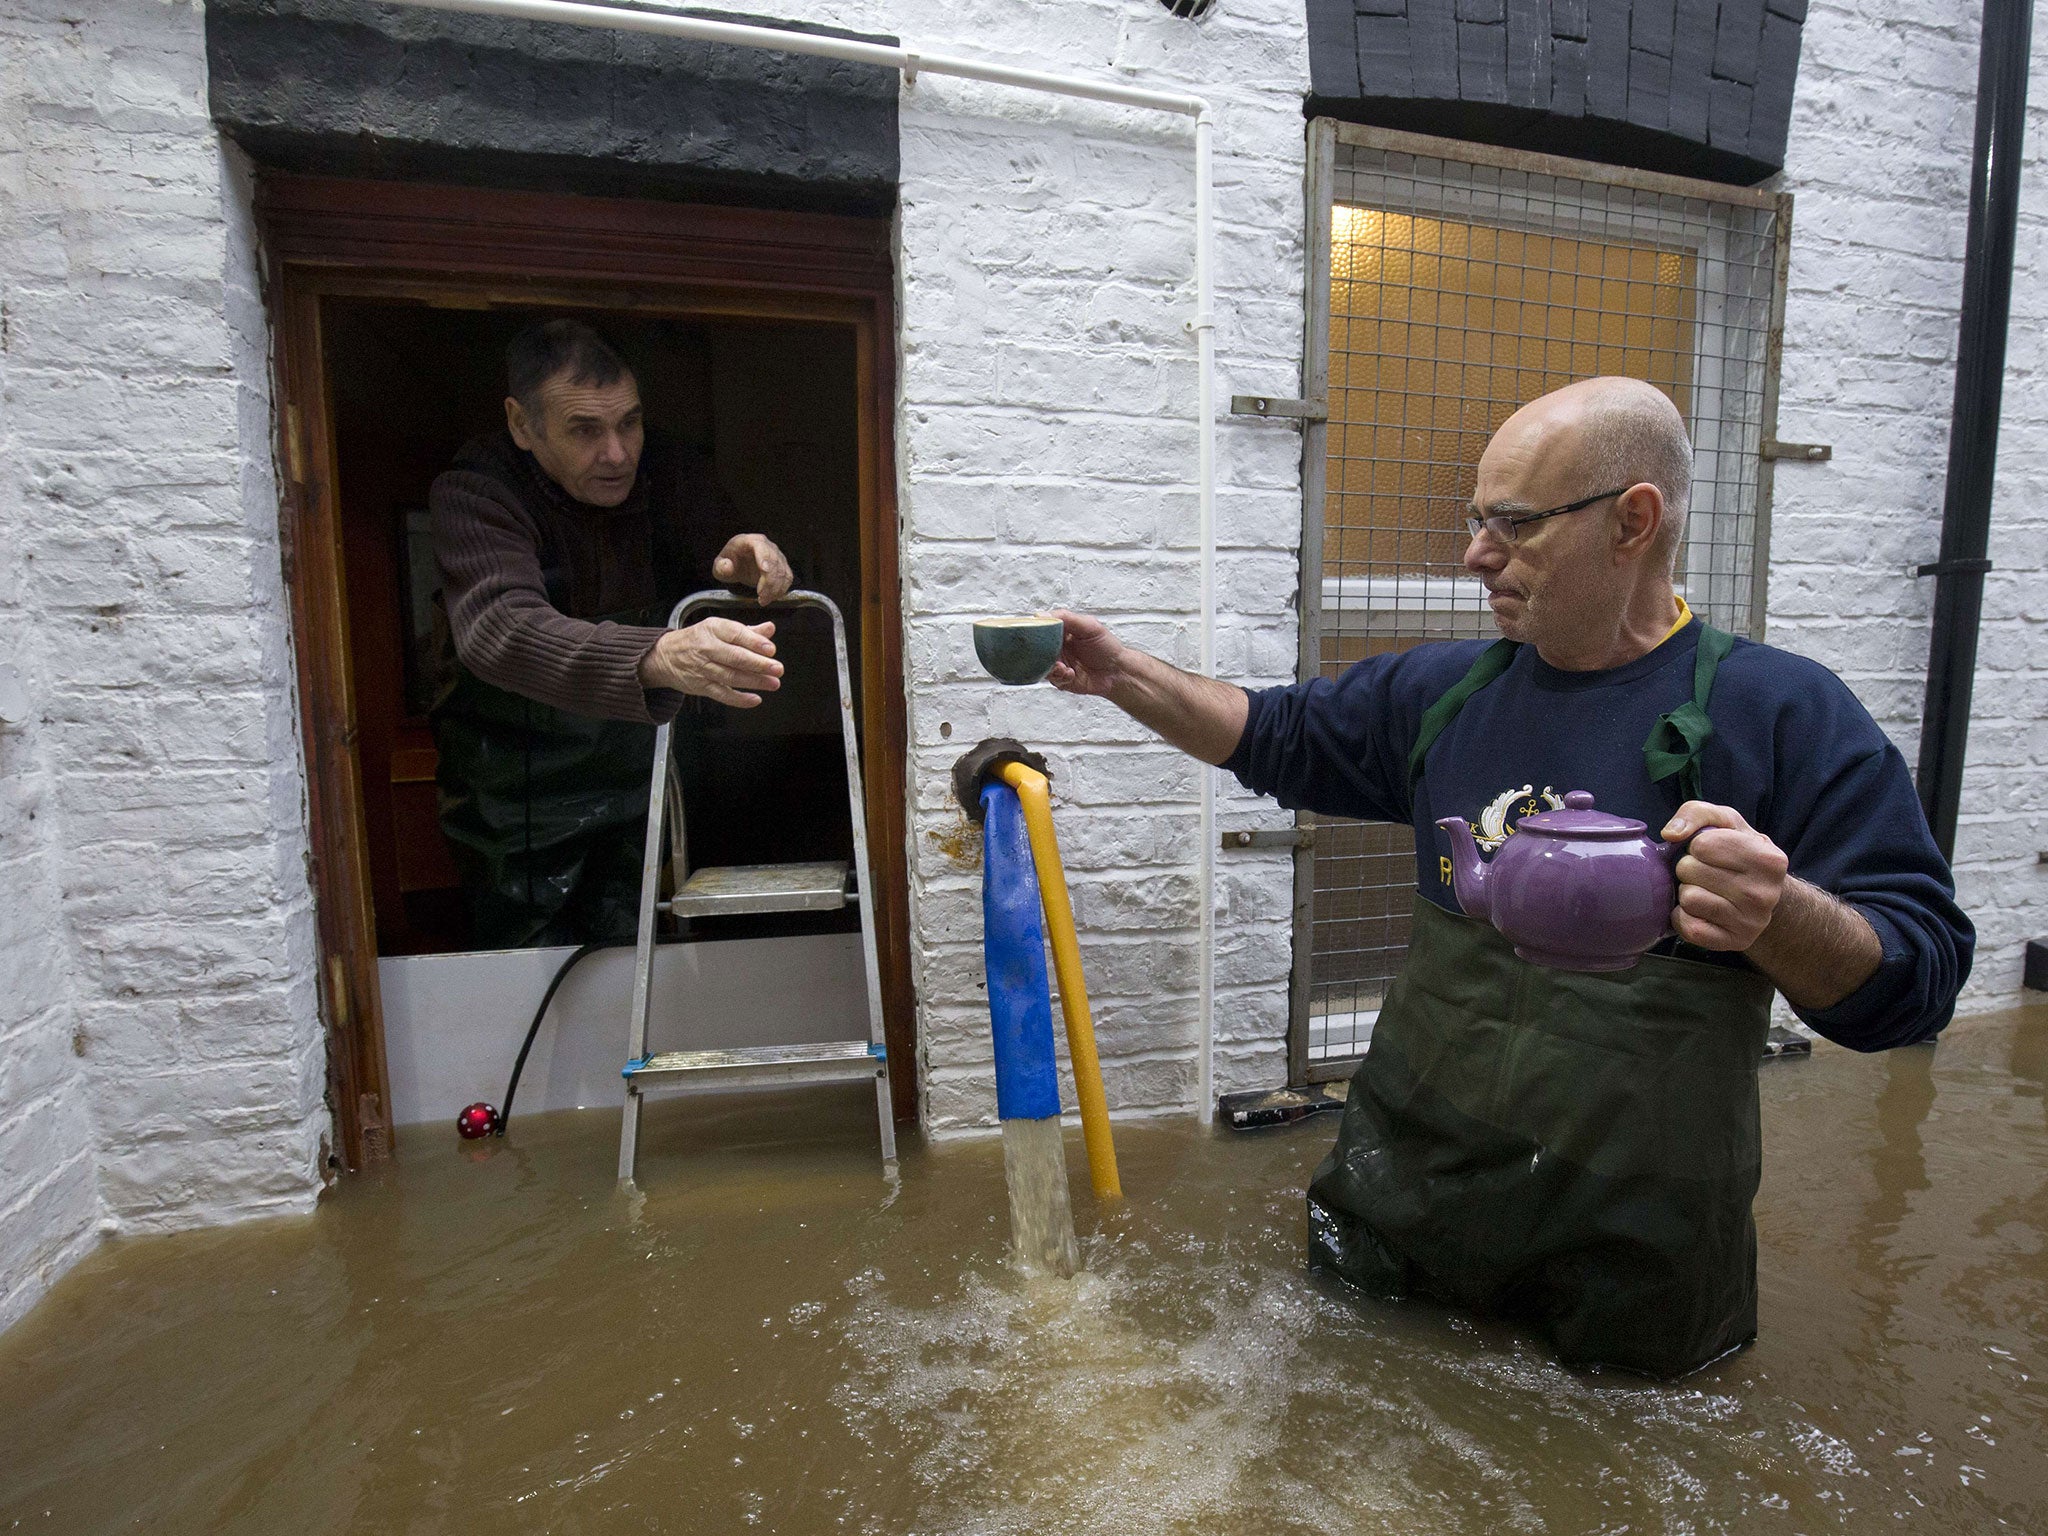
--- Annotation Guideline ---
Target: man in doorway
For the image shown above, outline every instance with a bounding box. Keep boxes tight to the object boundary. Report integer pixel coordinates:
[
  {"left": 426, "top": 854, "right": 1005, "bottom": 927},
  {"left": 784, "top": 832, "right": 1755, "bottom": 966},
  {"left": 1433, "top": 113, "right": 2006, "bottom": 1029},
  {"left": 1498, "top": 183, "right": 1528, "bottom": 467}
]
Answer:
[
  {"left": 1046, "top": 376, "right": 1972, "bottom": 1376},
  {"left": 430, "top": 317, "right": 793, "bottom": 948}
]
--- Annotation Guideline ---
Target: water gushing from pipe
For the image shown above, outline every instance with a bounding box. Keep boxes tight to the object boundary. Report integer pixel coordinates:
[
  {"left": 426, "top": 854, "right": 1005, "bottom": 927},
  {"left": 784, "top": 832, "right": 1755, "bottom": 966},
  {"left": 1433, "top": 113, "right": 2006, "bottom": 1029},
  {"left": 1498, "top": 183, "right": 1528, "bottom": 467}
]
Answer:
[
  {"left": 981, "top": 779, "right": 1082, "bottom": 1274},
  {"left": 1000, "top": 1119, "right": 1080, "bottom": 1277}
]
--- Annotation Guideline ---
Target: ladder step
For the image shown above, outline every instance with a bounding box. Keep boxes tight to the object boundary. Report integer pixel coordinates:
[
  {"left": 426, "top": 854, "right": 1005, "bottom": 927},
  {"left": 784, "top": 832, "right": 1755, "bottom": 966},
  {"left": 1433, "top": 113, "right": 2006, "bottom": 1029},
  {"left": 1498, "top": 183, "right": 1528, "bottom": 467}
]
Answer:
[
  {"left": 665, "top": 861, "right": 851, "bottom": 918},
  {"left": 624, "top": 1039, "right": 885, "bottom": 1089}
]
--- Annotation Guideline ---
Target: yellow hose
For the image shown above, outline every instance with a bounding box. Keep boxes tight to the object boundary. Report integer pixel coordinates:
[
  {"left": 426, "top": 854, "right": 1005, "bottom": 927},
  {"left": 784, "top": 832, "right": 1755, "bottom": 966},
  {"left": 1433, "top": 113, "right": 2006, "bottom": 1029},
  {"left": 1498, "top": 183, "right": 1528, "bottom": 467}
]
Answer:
[{"left": 997, "top": 761, "right": 1121, "bottom": 1200}]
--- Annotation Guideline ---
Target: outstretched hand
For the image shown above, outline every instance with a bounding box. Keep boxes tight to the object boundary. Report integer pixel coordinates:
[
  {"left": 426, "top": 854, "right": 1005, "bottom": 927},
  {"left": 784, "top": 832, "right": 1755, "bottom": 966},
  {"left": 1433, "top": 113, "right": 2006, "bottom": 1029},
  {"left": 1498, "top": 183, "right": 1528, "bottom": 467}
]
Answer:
[
  {"left": 1038, "top": 606, "right": 1249, "bottom": 765},
  {"left": 1045, "top": 609, "right": 1127, "bottom": 697},
  {"left": 712, "top": 533, "right": 793, "bottom": 605},
  {"left": 640, "top": 616, "right": 783, "bottom": 708},
  {"left": 1662, "top": 800, "right": 1789, "bottom": 952}
]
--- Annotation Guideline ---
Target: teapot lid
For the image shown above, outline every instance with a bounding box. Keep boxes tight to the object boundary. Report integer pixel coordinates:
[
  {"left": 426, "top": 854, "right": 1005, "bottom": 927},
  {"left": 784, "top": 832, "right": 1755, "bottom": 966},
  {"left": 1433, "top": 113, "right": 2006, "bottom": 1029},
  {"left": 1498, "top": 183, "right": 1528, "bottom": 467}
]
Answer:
[{"left": 1516, "top": 790, "right": 1648, "bottom": 839}]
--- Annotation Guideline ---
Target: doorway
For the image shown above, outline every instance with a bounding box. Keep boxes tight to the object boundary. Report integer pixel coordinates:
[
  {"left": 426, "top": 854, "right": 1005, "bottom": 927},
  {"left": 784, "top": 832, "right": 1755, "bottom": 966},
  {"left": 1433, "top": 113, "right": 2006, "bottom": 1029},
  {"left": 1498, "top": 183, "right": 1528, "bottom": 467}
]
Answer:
[
  {"left": 323, "top": 304, "right": 867, "bottom": 956},
  {"left": 260, "top": 175, "right": 912, "bottom": 1165}
]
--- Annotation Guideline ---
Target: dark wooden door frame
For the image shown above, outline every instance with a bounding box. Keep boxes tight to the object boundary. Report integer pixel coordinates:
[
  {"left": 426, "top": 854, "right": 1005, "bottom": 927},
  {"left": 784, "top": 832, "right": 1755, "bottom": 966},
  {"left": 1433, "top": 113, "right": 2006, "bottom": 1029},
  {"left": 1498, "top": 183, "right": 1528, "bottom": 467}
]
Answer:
[{"left": 257, "top": 174, "right": 915, "bottom": 1168}]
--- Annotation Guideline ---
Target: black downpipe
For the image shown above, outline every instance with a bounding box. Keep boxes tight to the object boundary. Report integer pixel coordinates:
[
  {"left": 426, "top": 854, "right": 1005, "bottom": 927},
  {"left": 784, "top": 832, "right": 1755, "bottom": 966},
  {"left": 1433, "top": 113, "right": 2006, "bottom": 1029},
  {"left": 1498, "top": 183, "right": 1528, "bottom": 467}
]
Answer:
[{"left": 1915, "top": 0, "right": 2035, "bottom": 861}]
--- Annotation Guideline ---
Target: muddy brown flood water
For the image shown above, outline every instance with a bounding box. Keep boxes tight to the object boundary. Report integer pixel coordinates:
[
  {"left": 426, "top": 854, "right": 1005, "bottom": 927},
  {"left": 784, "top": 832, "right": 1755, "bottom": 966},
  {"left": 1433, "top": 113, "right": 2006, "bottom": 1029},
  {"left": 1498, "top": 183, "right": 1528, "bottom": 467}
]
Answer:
[{"left": 3, "top": 1007, "right": 2046, "bottom": 1534}]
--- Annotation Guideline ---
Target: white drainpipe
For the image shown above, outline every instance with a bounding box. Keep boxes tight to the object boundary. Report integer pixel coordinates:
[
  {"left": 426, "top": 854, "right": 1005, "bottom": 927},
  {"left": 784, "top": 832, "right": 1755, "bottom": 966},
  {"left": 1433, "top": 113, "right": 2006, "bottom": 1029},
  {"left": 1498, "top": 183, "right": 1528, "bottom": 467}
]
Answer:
[{"left": 385, "top": 0, "right": 1222, "bottom": 1122}]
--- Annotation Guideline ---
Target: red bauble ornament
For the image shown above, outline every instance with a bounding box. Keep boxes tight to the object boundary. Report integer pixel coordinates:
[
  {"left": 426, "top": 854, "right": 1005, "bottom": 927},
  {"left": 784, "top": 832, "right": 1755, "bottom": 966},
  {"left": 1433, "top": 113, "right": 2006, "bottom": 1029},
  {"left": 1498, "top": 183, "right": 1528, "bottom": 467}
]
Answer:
[{"left": 456, "top": 1102, "right": 500, "bottom": 1139}]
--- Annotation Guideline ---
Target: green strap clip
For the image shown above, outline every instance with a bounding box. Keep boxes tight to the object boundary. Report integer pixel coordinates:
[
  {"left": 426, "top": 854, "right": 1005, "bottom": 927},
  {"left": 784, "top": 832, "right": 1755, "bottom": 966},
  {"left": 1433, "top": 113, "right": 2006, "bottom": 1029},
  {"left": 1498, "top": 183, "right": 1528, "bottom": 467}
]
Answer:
[
  {"left": 1406, "top": 621, "right": 1737, "bottom": 806},
  {"left": 1642, "top": 625, "right": 1735, "bottom": 805}
]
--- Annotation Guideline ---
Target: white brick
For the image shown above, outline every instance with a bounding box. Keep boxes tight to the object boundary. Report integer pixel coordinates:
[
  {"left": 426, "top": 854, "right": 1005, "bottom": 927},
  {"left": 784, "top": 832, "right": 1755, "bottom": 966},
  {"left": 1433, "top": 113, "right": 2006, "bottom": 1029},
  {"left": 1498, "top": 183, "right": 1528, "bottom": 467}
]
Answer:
[
  {"left": 0, "top": 0, "right": 322, "bottom": 1325},
  {"left": 1774, "top": 0, "right": 2048, "bottom": 1020}
]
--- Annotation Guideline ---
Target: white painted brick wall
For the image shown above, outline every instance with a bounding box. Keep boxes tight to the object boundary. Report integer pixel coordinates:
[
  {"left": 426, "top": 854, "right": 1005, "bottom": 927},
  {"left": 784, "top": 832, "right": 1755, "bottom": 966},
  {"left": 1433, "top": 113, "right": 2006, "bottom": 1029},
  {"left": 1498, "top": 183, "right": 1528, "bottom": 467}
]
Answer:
[
  {"left": 648, "top": 0, "right": 1307, "bottom": 1130},
  {"left": 0, "top": 0, "right": 104, "bottom": 1337},
  {"left": 1772, "top": 0, "right": 2048, "bottom": 1013},
  {"left": 0, "top": 0, "right": 325, "bottom": 1322},
  {"left": 817, "top": 0, "right": 1308, "bottom": 1129},
  {"left": 0, "top": 630, "right": 98, "bottom": 1335}
]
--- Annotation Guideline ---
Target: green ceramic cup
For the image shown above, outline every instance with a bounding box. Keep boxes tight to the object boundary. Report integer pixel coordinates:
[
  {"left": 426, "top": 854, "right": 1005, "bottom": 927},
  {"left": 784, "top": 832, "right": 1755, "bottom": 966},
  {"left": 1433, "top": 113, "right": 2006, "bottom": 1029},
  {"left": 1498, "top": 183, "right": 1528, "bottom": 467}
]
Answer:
[{"left": 972, "top": 615, "right": 1066, "bottom": 686}]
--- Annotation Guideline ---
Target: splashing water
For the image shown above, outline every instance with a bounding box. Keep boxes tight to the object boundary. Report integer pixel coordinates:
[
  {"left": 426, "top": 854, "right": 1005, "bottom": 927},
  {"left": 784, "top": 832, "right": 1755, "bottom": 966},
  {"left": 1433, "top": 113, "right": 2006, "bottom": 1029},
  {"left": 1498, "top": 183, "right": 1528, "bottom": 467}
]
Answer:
[
  {"left": 1000, "top": 1116, "right": 1080, "bottom": 1277},
  {"left": 5, "top": 1010, "right": 2047, "bottom": 1532}
]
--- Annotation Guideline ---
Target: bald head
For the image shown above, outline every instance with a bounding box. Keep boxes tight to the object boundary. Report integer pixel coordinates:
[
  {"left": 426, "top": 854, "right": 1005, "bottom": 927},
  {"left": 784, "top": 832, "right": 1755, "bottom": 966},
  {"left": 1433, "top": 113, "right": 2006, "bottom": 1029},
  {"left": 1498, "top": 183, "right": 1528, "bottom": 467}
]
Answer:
[
  {"left": 1495, "top": 377, "right": 1693, "bottom": 570},
  {"left": 1467, "top": 378, "right": 1697, "bottom": 666}
]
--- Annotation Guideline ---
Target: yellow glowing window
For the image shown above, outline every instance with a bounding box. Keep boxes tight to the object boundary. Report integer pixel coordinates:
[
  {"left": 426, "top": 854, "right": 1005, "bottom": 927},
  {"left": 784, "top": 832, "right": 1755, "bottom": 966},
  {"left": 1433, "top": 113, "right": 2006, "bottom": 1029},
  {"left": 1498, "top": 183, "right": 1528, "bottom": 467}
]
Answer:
[{"left": 1325, "top": 205, "right": 1699, "bottom": 581}]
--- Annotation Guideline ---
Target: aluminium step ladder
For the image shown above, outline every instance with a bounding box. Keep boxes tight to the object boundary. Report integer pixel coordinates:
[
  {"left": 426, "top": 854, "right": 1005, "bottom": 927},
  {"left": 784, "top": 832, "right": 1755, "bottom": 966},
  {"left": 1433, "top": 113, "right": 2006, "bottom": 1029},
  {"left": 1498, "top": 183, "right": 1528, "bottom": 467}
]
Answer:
[{"left": 617, "top": 589, "right": 896, "bottom": 1182}]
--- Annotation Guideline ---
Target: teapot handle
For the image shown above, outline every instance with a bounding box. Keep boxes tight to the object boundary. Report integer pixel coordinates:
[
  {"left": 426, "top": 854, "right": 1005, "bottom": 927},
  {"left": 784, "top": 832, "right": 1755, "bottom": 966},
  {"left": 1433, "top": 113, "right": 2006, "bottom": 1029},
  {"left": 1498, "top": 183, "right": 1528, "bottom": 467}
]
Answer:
[{"left": 1658, "top": 829, "right": 1689, "bottom": 939}]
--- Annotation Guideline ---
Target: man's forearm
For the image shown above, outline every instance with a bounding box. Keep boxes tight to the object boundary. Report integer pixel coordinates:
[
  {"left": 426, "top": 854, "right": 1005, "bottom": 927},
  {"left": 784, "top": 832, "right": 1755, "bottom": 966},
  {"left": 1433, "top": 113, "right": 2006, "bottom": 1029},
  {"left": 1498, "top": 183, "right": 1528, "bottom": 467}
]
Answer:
[
  {"left": 1105, "top": 649, "right": 1249, "bottom": 765},
  {"left": 455, "top": 589, "right": 667, "bottom": 723},
  {"left": 1743, "top": 877, "right": 1884, "bottom": 1011}
]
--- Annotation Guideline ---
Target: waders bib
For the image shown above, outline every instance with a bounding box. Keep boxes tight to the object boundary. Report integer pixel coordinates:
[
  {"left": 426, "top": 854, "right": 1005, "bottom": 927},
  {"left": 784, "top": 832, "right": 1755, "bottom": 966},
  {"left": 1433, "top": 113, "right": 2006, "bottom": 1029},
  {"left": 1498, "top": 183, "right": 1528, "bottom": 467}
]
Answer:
[
  {"left": 433, "top": 478, "right": 694, "bottom": 949},
  {"left": 1306, "top": 625, "right": 1776, "bottom": 1378},
  {"left": 433, "top": 639, "right": 664, "bottom": 950}
]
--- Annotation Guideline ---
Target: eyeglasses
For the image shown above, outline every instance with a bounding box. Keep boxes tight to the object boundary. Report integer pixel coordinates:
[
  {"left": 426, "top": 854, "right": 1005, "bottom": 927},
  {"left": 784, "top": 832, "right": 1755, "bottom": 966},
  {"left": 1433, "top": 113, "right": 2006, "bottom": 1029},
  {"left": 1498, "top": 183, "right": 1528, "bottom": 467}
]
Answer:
[{"left": 1465, "top": 487, "right": 1631, "bottom": 544}]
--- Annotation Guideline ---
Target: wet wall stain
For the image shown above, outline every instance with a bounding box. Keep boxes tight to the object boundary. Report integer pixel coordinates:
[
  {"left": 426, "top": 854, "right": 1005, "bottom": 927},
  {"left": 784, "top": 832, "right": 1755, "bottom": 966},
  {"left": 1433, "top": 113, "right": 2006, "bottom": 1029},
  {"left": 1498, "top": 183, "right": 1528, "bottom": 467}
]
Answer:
[{"left": 929, "top": 813, "right": 982, "bottom": 872}]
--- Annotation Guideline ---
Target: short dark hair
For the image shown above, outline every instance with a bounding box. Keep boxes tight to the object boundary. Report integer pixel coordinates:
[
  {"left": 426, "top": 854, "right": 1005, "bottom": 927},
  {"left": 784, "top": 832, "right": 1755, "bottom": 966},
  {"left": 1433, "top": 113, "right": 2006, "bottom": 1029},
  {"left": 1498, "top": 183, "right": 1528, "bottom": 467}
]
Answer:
[{"left": 506, "top": 318, "right": 633, "bottom": 415}]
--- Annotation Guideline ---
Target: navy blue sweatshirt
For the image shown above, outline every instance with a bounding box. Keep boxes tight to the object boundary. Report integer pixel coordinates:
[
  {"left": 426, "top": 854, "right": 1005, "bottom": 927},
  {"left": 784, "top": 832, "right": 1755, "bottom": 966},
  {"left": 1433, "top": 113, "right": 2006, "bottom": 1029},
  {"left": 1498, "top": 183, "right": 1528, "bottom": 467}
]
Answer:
[{"left": 1222, "top": 618, "right": 1973, "bottom": 1050}]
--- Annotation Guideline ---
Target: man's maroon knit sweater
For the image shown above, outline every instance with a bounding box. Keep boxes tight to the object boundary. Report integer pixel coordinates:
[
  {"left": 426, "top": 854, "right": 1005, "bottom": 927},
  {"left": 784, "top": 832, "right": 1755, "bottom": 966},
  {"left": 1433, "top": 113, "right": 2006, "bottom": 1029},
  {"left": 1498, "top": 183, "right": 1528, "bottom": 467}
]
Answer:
[{"left": 429, "top": 430, "right": 740, "bottom": 725}]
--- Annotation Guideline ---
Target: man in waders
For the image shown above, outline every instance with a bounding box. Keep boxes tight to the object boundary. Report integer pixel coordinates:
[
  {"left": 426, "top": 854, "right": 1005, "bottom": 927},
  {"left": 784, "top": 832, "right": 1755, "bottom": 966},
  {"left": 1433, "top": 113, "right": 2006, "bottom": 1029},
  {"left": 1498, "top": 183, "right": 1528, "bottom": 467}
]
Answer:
[
  {"left": 1047, "top": 376, "right": 1972, "bottom": 1377},
  {"left": 430, "top": 318, "right": 792, "bottom": 948}
]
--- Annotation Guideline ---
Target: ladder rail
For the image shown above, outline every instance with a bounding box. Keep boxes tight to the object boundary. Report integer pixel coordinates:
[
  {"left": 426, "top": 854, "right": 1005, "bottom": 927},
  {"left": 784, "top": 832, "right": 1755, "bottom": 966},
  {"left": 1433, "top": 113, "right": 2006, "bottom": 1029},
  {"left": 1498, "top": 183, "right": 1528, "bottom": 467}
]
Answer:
[
  {"left": 617, "top": 711, "right": 674, "bottom": 1182},
  {"left": 820, "top": 590, "right": 900, "bottom": 1165},
  {"left": 619, "top": 588, "right": 896, "bottom": 1182}
]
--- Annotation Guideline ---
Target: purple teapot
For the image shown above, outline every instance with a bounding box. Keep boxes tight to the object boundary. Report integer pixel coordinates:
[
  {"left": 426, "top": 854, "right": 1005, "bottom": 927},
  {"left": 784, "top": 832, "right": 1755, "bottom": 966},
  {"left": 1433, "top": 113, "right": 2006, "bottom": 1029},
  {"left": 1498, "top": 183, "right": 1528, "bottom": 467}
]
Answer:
[{"left": 1436, "top": 791, "right": 1679, "bottom": 972}]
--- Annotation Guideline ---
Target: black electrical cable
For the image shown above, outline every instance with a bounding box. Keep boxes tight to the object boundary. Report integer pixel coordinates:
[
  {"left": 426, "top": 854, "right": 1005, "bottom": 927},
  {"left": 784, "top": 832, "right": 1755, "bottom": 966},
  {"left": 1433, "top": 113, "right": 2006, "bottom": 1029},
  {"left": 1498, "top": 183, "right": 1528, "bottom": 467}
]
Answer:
[
  {"left": 493, "top": 932, "right": 700, "bottom": 1133},
  {"left": 495, "top": 939, "right": 614, "bottom": 1134}
]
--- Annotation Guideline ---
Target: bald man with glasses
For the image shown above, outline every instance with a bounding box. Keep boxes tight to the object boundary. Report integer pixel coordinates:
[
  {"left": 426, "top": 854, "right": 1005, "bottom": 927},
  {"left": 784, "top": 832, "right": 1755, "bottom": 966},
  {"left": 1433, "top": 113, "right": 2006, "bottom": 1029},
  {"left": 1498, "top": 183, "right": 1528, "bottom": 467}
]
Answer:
[{"left": 1044, "top": 376, "right": 1971, "bottom": 1377}]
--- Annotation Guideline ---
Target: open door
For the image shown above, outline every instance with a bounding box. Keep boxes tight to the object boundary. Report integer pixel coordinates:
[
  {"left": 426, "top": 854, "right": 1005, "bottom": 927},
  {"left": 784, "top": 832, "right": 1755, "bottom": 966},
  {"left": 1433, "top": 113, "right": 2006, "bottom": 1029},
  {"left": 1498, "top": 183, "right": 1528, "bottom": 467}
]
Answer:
[{"left": 259, "top": 175, "right": 912, "bottom": 1166}]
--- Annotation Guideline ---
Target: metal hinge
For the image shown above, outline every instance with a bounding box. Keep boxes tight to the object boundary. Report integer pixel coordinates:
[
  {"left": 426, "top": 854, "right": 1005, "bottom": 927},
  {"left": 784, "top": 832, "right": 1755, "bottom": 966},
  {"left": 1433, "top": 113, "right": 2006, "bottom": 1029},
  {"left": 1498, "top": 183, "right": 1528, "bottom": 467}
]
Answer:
[
  {"left": 1231, "top": 395, "right": 1327, "bottom": 423},
  {"left": 1221, "top": 827, "right": 1316, "bottom": 850},
  {"left": 1760, "top": 438, "right": 1832, "bottom": 462},
  {"left": 1915, "top": 557, "right": 1994, "bottom": 578}
]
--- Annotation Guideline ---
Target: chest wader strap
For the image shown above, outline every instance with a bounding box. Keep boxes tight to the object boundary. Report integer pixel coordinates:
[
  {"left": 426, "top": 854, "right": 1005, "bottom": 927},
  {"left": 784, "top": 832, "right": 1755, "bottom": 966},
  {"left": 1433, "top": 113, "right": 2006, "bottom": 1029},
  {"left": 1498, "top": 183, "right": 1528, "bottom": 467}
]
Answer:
[
  {"left": 1405, "top": 638, "right": 1518, "bottom": 792},
  {"left": 1641, "top": 624, "right": 1736, "bottom": 804},
  {"left": 1404, "top": 624, "right": 1737, "bottom": 801}
]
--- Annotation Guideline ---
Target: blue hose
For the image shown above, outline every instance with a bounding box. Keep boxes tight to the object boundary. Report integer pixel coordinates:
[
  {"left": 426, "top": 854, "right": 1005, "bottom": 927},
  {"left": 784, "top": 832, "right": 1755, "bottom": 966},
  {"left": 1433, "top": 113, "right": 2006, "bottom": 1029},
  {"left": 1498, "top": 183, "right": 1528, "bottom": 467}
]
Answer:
[{"left": 981, "top": 781, "right": 1062, "bottom": 1122}]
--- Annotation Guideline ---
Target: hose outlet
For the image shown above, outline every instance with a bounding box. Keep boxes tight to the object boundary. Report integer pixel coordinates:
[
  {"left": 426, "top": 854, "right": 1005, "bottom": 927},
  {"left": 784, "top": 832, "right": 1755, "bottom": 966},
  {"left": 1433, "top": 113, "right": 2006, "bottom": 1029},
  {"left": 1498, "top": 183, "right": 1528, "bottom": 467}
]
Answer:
[{"left": 951, "top": 737, "right": 1050, "bottom": 822}]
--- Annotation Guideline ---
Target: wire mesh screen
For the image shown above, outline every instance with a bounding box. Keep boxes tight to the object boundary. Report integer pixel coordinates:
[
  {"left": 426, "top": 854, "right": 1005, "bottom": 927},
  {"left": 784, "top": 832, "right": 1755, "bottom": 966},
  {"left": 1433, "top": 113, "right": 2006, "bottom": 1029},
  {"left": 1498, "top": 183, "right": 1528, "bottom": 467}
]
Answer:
[{"left": 1304, "top": 136, "right": 1781, "bottom": 1066}]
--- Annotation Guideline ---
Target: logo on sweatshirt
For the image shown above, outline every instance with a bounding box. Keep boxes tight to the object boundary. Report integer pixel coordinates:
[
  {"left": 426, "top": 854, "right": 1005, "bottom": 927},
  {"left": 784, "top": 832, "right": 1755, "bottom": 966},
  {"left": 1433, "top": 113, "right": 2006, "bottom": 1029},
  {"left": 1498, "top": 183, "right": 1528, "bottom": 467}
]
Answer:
[{"left": 1437, "top": 784, "right": 1565, "bottom": 887}]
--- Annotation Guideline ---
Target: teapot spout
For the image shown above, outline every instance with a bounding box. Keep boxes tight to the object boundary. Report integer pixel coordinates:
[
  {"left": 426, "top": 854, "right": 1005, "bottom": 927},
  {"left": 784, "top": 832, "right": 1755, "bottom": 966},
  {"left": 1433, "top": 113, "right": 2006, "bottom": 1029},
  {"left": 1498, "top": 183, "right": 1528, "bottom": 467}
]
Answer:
[{"left": 1434, "top": 817, "right": 1490, "bottom": 921}]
